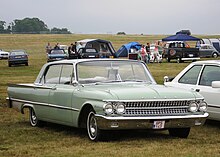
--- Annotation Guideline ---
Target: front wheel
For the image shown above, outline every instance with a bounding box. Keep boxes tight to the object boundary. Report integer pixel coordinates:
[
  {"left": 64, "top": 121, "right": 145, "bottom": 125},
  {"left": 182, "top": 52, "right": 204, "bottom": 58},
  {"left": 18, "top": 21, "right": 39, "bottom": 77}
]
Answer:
[
  {"left": 212, "top": 52, "right": 218, "bottom": 58},
  {"left": 86, "top": 110, "right": 102, "bottom": 141},
  {"left": 29, "top": 108, "right": 42, "bottom": 127},
  {"left": 168, "top": 128, "right": 190, "bottom": 138}
]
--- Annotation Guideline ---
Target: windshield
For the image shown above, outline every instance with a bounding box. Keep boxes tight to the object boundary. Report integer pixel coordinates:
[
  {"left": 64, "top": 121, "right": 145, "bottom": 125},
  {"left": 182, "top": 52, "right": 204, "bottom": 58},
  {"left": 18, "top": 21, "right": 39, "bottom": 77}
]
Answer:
[
  {"left": 11, "top": 51, "right": 25, "bottom": 55},
  {"left": 50, "top": 50, "right": 64, "bottom": 54},
  {"left": 77, "top": 60, "right": 154, "bottom": 84}
]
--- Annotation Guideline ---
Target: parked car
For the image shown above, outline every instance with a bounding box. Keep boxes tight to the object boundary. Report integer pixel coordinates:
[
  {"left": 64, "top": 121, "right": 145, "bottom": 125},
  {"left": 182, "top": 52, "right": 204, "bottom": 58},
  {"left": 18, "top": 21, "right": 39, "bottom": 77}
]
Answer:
[
  {"left": 0, "top": 49, "right": 9, "bottom": 59},
  {"left": 164, "top": 60, "right": 220, "bottom": 121},
  {"left": 76, "top": 39, "right": 115, "bottom": 58},
  {"left": 78, "top": 48, "right": 100, "bottom": 58},
  {"left": 199, "top": 44, "right": 219, "bottom": 58},
  {"left": 8, "top": 50, "right": 28, "bottom": 67},
  {"left": 47, "top": 49, "right": 68, "bottom": 62},
  {"left": 7, "top": 59, "right": 208, "bottom": 141},
  {"left": 163, "top": 41, "right": 200, "bottom": 63}
]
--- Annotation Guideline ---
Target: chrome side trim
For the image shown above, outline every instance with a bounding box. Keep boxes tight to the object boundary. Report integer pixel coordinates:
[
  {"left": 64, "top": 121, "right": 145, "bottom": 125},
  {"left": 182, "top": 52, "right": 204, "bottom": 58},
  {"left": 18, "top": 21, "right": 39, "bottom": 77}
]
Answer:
[
  {"left": 208, "top": 104, "right": 220, "bottom": 109},
  {"left": 9, "top": 98, "right": 79, "bottom": 112},
  {"left": 103, "top": 98, "right": 203, "bottom": 102},
  {"left": 8, "top": 84, "right": 53, "bottom": 90}
]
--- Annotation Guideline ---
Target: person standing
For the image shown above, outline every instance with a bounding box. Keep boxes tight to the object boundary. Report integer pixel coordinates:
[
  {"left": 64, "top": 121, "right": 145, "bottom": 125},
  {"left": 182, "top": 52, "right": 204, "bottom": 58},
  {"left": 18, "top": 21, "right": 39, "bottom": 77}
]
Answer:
[
  {"left": 54, "top": 43, "right": 60, "bottom": 49},
  {"left": 68, "top": 43, "right": 78, "bottom": 59},
  {"left": 140, "top": 45, "right": 147, "bottom": 63},
  {"left": 45, "top": 42, "right": 52, "bottom": 54},
  {"left": 145, "top": 43, "right": 151, "bottom": 63}
]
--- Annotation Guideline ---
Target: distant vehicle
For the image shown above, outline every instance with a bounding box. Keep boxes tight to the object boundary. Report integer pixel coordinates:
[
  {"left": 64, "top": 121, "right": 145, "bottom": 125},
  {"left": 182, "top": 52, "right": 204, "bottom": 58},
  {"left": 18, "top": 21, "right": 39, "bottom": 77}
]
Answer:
[
  {"left": 0, "top": 49, "right": 9, "bottom": 59},
  {"left": 199, "top": 44, "right": 219, "bottom": 58},
  {"left": 78, "top": 48, "right": 100, "bottom": 58},
  {"left": 176, "top": 30, "right": 191, "bottom": 36},
  {"left": 196, "top": 38, "right": 220, "bottom": 53},
  {"left": 47, "top": 49, "right": 68, "bottom": 62},
  {"left": 76, "top": 39, "right": 115, "bottom": 58},
  {"left": 8, "top": 50, "right": 28, "bottom": 67},
  {"left": 164, "top": 60, "right": 220, "bottom": 121},
  {"left": 163, "top": 41, "right": 200, "bottom": 63}
]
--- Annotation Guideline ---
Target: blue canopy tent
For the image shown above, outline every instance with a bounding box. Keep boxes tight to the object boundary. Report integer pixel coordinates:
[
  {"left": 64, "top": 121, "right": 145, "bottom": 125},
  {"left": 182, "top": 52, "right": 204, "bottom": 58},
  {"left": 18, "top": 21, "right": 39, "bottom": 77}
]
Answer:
[
  {"left": 162, "top": 34, "right": 200, "bottom": 41},
  {"left": 115, "top": 42, "right": 142, "bottom": 57}
]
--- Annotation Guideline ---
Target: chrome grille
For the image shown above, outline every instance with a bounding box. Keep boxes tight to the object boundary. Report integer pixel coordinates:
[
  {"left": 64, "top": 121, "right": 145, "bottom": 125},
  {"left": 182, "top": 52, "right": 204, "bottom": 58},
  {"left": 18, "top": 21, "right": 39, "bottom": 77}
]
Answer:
[{"left": 124, "top": 100, "right": 189, "bottom": 116}]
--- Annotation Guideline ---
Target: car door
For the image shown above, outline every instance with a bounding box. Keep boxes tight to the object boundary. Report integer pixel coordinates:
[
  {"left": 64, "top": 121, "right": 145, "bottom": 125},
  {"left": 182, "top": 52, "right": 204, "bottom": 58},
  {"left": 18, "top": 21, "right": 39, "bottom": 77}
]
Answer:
[
  {"left": 47, "top": 64, "right": 76, "bottom": 125},
  {"left": 200, "top": 45, "right": 208, "bottom": 57},
  {"left": 197, "top": 65, "right": 220, "bottom": 120},
  {"left": 176, "top": 65, "right": 203, "bottom": 91}
]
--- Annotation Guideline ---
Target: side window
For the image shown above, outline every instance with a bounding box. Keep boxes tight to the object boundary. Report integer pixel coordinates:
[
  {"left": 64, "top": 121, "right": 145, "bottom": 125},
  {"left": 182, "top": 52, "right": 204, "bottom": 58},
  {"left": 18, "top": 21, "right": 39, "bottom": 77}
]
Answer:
[
  {"left": 178, "top": 65, "right": 202, "bottom": 85},
  {"left": 45, "top": 65, "right": 62, "bottom": 84},
  {"left": 199, "top": 65, "right": 220, "bottom": 86},
  {"left": 60, "top": 65, "right": 74, "bottom": 84}
]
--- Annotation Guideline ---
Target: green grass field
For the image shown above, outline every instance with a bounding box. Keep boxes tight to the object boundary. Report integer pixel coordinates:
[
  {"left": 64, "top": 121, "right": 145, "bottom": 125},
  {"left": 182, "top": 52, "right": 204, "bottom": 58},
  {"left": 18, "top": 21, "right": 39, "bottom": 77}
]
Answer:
[{"left": 1, "top": 34, "right": 220, "bottom": 157}]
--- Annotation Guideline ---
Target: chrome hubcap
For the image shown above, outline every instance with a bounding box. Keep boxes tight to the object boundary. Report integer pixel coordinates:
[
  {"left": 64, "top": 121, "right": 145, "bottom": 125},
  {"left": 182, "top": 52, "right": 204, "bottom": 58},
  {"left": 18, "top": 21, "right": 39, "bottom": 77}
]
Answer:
[{"left": 90, "top": 114, "right": 97, "bottom": 137}]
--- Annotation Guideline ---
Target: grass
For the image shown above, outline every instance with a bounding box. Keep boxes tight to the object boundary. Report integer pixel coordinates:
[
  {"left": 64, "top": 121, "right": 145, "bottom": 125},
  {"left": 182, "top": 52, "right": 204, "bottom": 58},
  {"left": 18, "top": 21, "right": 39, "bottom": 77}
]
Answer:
[{"left": 1, "top": 34, "right": 220, "bottom": 157}]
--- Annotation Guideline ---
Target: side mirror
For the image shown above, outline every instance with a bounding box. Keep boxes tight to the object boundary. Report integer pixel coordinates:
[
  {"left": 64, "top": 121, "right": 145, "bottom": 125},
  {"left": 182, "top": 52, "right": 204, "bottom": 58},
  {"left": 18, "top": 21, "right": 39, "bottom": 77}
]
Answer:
[
  {"left": 164, "top": 76, "right": 169, "bottom": 83},
  {"left": 212, "top": 81, "right": 220, "bottom": 88}
]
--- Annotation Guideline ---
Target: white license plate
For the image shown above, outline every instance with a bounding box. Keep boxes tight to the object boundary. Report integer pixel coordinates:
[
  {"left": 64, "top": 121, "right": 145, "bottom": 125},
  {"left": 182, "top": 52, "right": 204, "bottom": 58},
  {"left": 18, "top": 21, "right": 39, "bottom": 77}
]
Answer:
[
  {"left": 153, "top": 121, "right": 165, "bottom": 129},
  {"left": 189, "top": 54, "right": 194, "bottom": 57},
  {"left": 88, "top": 56, "right": 95, "bottom": 58}
]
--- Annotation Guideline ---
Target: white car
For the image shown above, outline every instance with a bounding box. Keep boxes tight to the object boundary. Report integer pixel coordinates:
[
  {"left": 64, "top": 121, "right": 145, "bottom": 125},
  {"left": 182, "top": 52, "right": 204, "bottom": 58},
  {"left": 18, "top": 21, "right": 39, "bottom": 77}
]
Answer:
[
  {"left": 164, "top": 60, "right": 220, "bottom": 121},
  {"left": 0, "top": 49, "right": 9, "bottom": 59}
]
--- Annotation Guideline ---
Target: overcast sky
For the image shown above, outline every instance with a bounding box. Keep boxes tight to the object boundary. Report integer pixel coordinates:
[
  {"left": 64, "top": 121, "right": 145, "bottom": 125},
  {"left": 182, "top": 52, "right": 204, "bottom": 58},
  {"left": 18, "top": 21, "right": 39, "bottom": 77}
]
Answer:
[{"left": 1, "top": 0, "right": 220, "bottom": 35}]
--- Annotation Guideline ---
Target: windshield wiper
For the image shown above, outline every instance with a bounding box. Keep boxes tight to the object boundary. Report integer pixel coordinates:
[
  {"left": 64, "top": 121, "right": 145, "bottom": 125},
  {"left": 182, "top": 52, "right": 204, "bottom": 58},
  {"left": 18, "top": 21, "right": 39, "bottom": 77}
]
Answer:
[
  {"left": 123, "top": 79, "right": 152, "bottom": 83},
  {"left": 95, "top": 80, "right": 122, "bottom": 85}
]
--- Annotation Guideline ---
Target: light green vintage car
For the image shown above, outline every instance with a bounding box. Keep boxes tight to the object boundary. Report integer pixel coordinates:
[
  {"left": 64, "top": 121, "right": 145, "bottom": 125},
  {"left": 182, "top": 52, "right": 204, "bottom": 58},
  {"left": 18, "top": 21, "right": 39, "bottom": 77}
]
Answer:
[{"left": 7, "top": 59, "right": 208, "bottom": 141}]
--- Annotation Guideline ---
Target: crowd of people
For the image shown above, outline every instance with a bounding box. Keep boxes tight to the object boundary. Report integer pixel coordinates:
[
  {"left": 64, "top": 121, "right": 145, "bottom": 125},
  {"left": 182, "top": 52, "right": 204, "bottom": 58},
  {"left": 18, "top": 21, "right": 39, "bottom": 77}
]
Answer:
[
  {"left": 138, "top": 42, "right": 162, "bottom": 63},
  {"left": 45, "top": 42, "right": 80, "bottom": 59},
  {"left": 45, "top": 41, "right": 162, "bottom": 63}
]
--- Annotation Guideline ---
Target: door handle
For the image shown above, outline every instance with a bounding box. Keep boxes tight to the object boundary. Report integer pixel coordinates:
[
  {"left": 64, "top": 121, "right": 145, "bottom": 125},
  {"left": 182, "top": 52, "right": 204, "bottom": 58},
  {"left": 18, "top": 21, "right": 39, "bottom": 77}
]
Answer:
[{"left": 195, "top": 89, "right": 200, "bottom": 92}]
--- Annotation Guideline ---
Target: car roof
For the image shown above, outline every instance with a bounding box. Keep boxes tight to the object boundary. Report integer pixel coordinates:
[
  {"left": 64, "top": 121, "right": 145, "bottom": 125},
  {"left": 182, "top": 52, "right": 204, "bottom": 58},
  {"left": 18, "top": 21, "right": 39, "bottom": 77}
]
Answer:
[
  {"left": 10, "top": 49, "right": 26, "bottom": 52},
  {"left": 192, "top": 60, "right": 220, "bottom": 65}
]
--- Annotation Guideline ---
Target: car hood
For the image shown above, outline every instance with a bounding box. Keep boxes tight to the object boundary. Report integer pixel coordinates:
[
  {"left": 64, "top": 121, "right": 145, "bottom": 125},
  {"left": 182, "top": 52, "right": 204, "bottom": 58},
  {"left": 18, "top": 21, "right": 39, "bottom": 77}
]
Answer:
[{"left": 78, "top": 83, "right": 201, "bottom": 101}]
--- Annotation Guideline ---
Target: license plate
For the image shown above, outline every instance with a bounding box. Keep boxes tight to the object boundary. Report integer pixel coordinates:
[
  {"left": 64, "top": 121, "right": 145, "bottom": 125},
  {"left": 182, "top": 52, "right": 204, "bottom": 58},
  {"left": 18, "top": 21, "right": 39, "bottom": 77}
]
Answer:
[
  {"left": 189, "top": 54, "right": 194, "bottom": 57},
  {"left": 153, "top": 121, "right": 165, "bottom": 129},
  {"left": 88, "top": 56, "right": 95, "bottom": 58},
  {"left": 15, "top": 56, "right": 21, "bottom": 59}
]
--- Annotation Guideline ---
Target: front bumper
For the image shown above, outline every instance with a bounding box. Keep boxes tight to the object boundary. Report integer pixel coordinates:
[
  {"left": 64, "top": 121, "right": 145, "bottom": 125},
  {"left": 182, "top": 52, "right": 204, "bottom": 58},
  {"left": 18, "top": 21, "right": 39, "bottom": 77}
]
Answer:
[
  {"left": 8, "top": 59, "right": 28, "bottom": 64},
  {"left": 95, "top": 113, "right": 208, "bottom": 130}
]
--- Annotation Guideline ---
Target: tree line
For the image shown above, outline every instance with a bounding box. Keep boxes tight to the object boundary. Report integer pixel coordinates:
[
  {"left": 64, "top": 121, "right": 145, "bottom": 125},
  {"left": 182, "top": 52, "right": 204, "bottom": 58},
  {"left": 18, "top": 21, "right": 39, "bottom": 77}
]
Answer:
[{"left": 0, "top": 17, "right": 71, "bottom": 34}]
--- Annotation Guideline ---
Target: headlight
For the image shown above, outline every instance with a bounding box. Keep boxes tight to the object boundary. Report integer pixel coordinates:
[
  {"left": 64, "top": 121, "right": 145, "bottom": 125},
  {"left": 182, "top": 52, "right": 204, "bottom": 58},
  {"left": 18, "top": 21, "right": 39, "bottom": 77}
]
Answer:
[
  {"left": 104, "top": 102, "right": 113, "bottom": 115},
  {"left": 115, "top": 103, "right": 125, "bottom": 114},
  {"left": 199, "top": 101, "right": 208, "bottom": 112},
  {"left": 188, "top": 102, "right": 198, "bottom": 112}
]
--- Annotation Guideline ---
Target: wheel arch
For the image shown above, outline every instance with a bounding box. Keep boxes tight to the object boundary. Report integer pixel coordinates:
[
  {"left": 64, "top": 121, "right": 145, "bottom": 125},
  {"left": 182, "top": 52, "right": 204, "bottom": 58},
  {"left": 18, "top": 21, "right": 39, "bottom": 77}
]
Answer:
[
  {"left": 78, "top": 103, "right": 95, "bottom": 128},
  {"left": 21, "top": 103, "right": 34, "bottom": 114}
]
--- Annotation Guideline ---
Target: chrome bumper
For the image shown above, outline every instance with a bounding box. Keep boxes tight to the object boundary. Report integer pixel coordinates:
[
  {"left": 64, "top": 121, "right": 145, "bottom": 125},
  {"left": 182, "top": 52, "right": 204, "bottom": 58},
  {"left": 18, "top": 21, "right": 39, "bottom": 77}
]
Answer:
[
  {"left": 95, "top": 113, "right": 208, "bottom": 130},
  {"left": 181, "top": 57, "right": 200, "bottom": 61}
]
